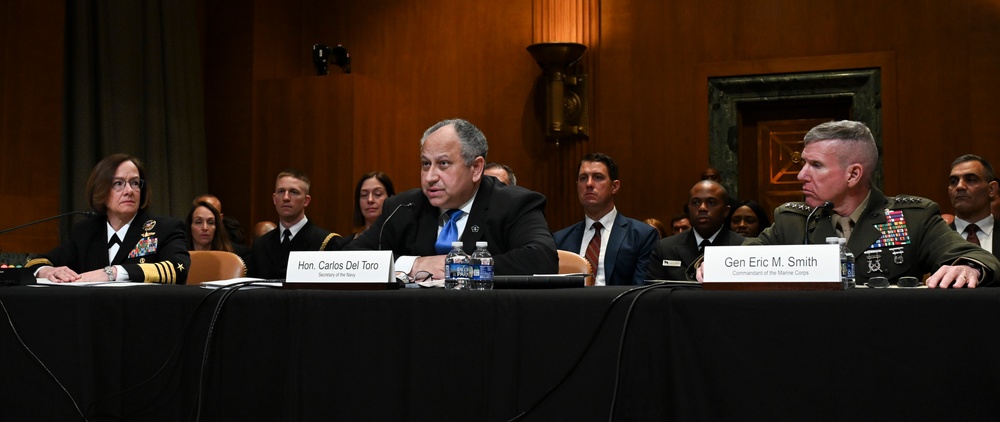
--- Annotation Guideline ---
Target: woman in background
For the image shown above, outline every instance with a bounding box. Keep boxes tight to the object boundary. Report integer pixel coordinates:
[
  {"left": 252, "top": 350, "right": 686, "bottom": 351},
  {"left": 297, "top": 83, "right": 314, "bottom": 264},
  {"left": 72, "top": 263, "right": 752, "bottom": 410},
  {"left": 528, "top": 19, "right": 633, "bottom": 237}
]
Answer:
[
  {"left": 186, "top": 201, "right": 235, "bottom": 253},
  {"left": 730, "top": 200, "right": 771, "bottom": 238},
  {"left": 643, "top": 217, "right": 670, "bottom": 239},
  {"left": 353, "top": 171, "right": 395, "bottom": 238}
]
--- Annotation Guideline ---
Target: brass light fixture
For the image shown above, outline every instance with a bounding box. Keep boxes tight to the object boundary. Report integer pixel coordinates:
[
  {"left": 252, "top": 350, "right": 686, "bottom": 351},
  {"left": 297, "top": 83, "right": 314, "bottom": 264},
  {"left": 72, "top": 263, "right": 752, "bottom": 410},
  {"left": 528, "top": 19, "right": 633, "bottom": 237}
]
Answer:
[{"left": 527, "top": 42, "right": 588, "bottom": 140}]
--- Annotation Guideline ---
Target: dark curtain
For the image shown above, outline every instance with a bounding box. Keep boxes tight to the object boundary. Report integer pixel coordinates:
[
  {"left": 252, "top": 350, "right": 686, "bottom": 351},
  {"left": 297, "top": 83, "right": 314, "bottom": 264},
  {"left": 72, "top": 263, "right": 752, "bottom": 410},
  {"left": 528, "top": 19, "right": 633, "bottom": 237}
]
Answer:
[{"left": 61, "top": 0, "right": 206, "bottom": 233}]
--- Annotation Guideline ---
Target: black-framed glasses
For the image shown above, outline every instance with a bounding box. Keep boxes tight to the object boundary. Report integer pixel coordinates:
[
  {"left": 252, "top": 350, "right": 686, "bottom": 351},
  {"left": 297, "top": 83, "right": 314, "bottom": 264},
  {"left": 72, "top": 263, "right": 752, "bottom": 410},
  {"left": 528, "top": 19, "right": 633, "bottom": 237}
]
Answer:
[
  {"left": 410, "top": 271, "right": 433, "bottom": 283},
  {"left": 111, "top": 178, "right": 144, "bottom": 192},
  {"left": 866, "top": 276, "right": 922, "bottom": 288}
]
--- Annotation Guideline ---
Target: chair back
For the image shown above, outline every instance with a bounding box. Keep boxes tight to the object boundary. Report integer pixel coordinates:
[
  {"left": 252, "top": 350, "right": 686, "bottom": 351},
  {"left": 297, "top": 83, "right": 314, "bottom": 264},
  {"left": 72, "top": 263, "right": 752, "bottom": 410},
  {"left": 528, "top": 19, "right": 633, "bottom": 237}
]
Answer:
[
  {"left": 187, "top": 250, "right": 246, "bottom": 285},
  {"left": 557, "top": 250, "right": 594, "bottom": 286}
]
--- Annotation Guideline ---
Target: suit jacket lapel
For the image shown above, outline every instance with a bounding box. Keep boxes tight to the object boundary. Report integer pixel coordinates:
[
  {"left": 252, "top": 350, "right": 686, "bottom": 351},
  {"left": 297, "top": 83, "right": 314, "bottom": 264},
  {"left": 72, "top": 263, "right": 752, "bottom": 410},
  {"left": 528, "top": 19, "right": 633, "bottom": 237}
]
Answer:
[
  {"left": 676, "top": 231, "right": 700, "bottom": 266},
  {"left": 604, "top": 214, "right": 628, "bottom": 282},
  {"left": 849, "top": 190, "right": 888, "bottom": 252},
  {"left": 462, "top": 179, "right": 494, "bottom": 247},
  {"left": 113, "top": 213, "right": 147, "bottom": 264},
  {"left": 414, "top": 199, "right": 442, "bottom": 256}
]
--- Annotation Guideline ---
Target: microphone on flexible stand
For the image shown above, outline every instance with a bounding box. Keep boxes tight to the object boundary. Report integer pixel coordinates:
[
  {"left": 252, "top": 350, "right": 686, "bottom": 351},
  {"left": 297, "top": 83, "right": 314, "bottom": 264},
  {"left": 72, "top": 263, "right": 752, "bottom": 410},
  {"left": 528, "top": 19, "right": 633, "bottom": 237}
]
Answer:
[
  {"left": 0, "top": 210, "right": 97, "bottom": 286},
  {"left": 802, "top": 202, "right": 834, "bottom": 245},
  {"left": 378, "top": 203, "right": 413, "bottom": 251},
  {"left": 0, "top": 211, "right": 97, "bottom": 236}
]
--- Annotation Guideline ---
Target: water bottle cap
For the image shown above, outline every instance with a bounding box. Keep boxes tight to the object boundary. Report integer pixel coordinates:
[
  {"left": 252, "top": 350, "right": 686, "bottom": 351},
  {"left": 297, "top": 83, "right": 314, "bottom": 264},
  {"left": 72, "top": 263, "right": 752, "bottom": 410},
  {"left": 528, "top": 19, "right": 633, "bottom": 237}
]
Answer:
[
  {"left": 451, "top": 241, "right": 463, "bottom": 247},
  {"left": 824, "top": 237, "right": 839, "bottom": 244},
  {"left": 476, "top": 241, "right": 487, "bottom": 247},
  {"left": 837, "top": 238, "right": 846, "bottom": 244}
]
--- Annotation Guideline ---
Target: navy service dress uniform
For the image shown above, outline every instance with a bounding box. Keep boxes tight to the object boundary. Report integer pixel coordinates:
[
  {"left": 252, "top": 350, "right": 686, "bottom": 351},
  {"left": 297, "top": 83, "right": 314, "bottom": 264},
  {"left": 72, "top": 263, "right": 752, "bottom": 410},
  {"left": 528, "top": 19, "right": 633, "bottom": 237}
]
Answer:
[
  {"left": 26, "top": 211, "right": 190, "bottom": 284},
  {"left": 749, "top": 188, "right": 999, "bottom": 286}
]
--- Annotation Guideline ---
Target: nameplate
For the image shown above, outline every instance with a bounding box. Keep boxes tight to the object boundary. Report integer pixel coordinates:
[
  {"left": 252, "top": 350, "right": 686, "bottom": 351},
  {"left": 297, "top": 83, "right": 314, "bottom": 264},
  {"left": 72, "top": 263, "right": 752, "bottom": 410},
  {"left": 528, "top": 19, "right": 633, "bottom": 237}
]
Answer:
[
  {"left": 284, "top": 251, "right": 395, "bottom": 289},
  {"left": 703, "top": 244, "right": 840, "bottom": 284}
]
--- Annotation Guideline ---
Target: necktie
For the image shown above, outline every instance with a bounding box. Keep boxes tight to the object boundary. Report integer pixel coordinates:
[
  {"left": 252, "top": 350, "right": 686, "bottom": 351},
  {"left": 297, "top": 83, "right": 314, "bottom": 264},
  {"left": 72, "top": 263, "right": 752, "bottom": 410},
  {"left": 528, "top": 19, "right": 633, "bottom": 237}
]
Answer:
[
  {"left": 838, "top": 218, "right": 853, "bottom": 242},
  {"left": 698, "top": 239, "right": 711, "bottom": 253},
  {"left": 966, "top": 223, "right": 981, "bottom": 247},
  {"left": 281, "top": 229, "right": 292, "bottom": 249},
  {"left": 108, "top": 233, "right": 122, "bottom": 263},
  {"left": 435, "top": 210, "right": 463, "bottom": 254},
  {"left": 585, "top": 222, "right": 603, "bottom": 286},
  {"left": 108, "top": 233, "right": 121, "bottom": 248}
]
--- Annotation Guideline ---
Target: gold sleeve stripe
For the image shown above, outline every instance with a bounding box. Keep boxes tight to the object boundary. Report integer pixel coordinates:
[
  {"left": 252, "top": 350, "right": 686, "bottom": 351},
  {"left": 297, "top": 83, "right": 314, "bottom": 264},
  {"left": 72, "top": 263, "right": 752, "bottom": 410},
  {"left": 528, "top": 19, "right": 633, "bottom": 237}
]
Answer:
[
  {"left": 320, "top": 233, "right": 342, "bottom": 251},
  {"left": 139, "top": 261, "right": 179, "bottom": 284},
  {"left": 26, "top": 258, "right": 53, "bottom": 267}
]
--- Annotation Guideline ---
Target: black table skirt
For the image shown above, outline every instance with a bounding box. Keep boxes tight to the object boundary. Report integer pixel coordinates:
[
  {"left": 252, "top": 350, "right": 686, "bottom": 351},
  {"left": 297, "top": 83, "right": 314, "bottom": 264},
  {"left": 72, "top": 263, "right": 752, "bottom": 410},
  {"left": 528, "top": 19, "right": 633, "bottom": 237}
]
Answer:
[{"left": 2, "top": 284, "right": 1000, "bottom": 421}]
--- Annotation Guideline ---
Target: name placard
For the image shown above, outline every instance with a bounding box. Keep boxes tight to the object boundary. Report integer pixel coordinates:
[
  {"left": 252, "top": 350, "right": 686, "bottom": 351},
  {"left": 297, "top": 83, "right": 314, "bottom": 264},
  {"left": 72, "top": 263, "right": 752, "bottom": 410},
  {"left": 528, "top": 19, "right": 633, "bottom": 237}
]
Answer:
[
  {"left": 703, "top": 244, "right": 840, "bottom": 283},
  {"left": 285, "top": 251, "right": 394, "bottom": 285}
]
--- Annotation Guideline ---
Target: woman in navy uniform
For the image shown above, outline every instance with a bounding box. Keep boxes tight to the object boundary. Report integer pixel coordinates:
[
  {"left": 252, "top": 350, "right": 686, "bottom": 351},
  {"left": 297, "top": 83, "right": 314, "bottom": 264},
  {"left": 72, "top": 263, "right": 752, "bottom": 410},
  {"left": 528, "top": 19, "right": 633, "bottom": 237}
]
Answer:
[{"left": 27, "top": 154, "right": 189, "bottom": 284}]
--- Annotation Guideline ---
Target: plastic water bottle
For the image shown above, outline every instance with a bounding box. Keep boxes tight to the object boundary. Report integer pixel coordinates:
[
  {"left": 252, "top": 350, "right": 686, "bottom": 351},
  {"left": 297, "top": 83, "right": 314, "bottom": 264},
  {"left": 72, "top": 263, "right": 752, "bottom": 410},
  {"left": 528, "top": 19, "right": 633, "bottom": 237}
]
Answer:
[
  {"left": 826, "top": 237, "right": 846, "bottom": 289},
  {"left": 444, "top": 241, "right": 470, "bottom": 290},
  {"left": 471, "top": 241, "right": 494, "bottom": 290},
  {"left": 839, "top": 238, "right": 856, "bottom": 289}
]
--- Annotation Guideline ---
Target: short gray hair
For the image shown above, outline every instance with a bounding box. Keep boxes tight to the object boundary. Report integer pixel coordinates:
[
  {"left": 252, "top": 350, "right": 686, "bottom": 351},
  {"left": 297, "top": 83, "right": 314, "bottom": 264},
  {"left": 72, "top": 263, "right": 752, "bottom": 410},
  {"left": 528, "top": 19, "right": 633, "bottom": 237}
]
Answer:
[
  {"left": 421, "top": 118, "right": 488, "bottom": 166},
  {"left": 803, "top": 120, "right": 878, "bottom": 178}
]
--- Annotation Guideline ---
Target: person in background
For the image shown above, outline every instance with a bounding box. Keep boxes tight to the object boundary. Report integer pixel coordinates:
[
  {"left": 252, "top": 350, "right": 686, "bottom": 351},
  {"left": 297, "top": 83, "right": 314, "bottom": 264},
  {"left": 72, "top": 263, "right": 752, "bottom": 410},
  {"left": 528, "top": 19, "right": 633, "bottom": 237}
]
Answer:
[
  {"left": 27, "top": 153, "right": 189, "bottom": 284},
  {"left": 704, "top": 120, "right": 999, "bottom": 288},
  {"left": 644, "top": 217, "right": 670, "bottom": 239},
  {"left": 246, "top": 169, "right": 342, "bottom": 279},
  {"left": 947, "top": 154, "right": 998, "bottom": 260},
  {"left": 648, "top": 180, "right": 744, "bottom": 280},
  {"left": 345, "top": 118, "right": 558, "bottom": 279},
  {"left": 192, "top": 193, "right": 250, "bottom": 257},
  {"left": 353, "top": 171, "right": 395, "bottom": 238},
  {"left": 186, "top": 201, "right": 235, "bottom": 253},
  {"left": 252, "top": 221, "right": 277, "bottom": 244},
  {"left": 484, "top": 162, "right": 517, "bottom": 186},
  {"left": 730, "top": 200, "right": 771, "bottom": 238},
  {"left": 701, "top": 166, "right": 721, "bottom": 182},
  {"left": 554, "top": 153, "right": 658, "bottom": 286},
  {"left": 670, "top": 214, "right": 691, "bottom": 235}
]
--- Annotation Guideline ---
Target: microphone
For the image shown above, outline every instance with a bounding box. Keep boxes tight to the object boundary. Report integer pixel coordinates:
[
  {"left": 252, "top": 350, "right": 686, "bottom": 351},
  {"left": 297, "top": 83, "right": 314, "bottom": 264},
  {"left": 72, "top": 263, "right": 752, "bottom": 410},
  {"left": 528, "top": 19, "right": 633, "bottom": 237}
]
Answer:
[
  {"left": 0, "top": 210, "right": 98, "bottom": 236},
  {"left": 0, "top": 210, "right": 96, "bottom": 286},
  {"left": 378, "top": 202, "right": 413, "bottom": 250},
  {"left": 802, "top": 201, "right": 833, "bottom": 244}
]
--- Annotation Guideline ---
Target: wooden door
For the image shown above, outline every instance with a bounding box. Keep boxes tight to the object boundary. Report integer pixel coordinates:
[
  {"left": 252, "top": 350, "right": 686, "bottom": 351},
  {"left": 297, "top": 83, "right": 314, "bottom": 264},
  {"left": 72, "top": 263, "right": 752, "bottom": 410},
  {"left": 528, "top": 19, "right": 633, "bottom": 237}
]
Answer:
[{"left": 738, "top": 99, "right": 851, "bottom": 215}]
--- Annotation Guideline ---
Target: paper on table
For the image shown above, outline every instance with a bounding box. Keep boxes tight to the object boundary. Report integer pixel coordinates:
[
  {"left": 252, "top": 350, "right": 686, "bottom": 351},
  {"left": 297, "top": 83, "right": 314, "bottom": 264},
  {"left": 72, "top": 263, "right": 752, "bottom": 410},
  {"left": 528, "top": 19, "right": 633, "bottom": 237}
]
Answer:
[{"left": 34, "top": 279, "right": 156, "bottom": 287}]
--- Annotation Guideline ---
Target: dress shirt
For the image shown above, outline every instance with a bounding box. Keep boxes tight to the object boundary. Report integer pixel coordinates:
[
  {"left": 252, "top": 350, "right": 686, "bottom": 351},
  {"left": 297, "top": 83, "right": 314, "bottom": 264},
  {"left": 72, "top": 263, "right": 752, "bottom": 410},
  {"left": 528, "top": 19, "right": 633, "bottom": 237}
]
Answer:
[
  {"left": 955, "top": 215, "right": 995, "bottom": 253},
  {"left": 395, "top": 188, "right": 478, "bottom": 275}
]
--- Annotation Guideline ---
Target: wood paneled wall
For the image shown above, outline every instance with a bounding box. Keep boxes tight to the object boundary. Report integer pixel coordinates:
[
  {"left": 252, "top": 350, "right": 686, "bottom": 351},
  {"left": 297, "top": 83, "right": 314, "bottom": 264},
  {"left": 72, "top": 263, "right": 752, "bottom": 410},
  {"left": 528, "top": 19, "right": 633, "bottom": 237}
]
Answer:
[
  {"left": 4, "top": 0, "right": 1000, "bottom": 254},
  {"left": 0, "top": 0, "right": 64, "bottom": 254}
]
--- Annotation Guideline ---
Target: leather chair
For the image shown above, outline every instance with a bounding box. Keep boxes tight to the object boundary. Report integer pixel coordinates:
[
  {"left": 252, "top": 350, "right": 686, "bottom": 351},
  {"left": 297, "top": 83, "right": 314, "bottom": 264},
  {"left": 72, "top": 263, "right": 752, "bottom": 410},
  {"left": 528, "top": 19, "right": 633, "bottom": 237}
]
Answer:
[
  {"left": 187, "top": 250, "right": 247, "bottom": 285},
  {"left": 557, "top": 250, "right": 594, "bottom": 286}
]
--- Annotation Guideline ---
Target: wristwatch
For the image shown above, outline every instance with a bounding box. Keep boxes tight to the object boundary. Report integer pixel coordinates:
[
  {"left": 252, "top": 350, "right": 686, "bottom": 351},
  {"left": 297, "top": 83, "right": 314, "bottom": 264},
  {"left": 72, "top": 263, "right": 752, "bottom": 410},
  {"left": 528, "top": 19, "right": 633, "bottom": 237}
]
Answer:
[{"left": 104, "top": 266, "right": 115, "bottom": 281}]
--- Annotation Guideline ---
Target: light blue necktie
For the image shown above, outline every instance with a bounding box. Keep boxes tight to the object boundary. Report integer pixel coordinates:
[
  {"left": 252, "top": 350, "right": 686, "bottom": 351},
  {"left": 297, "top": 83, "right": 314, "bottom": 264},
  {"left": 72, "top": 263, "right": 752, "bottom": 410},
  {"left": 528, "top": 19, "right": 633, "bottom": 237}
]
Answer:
[{"left": 435, "top": 209, "right": 463, "bottom": 254}]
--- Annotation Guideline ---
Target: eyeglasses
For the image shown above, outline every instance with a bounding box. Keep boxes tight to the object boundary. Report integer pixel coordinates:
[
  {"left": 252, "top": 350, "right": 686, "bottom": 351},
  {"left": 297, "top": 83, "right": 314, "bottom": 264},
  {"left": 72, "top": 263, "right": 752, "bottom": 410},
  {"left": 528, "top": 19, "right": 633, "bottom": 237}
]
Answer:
[
  {"left": 409, "top": 271, "right": 434, "bottom": 283},
  {"left": 111, "top": 178, "right": 144, "bottom": 192},
  {"left": 866, "top": 276, "right": 922, "bottom": 288}
]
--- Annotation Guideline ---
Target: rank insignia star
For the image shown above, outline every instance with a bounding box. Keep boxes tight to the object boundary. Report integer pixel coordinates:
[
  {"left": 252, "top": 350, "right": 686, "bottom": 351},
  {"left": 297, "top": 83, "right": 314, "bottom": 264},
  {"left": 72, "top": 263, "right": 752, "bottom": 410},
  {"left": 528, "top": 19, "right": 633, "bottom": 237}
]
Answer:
[{"left": 177, "top": 263, "right": 185, "bottom": 272}]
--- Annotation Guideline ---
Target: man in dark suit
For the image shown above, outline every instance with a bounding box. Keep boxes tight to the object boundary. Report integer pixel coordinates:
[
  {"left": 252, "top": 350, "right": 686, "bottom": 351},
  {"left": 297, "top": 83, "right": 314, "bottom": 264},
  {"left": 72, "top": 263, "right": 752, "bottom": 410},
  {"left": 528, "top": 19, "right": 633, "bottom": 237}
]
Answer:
[
  {"left": 948, "top": 154, "right": 999, "bottom": 261},
  {"left": 346, "top": 118, "right": 558, "bottom": 278},
  {"left": 553, "top": 153, "right": 657, "bottom": 285},
  {"left": 648, "top": 180, "right": 744, "bottom": 281},
  {"left": 246, "top": 169, "right": 342, "bottom": 279}
]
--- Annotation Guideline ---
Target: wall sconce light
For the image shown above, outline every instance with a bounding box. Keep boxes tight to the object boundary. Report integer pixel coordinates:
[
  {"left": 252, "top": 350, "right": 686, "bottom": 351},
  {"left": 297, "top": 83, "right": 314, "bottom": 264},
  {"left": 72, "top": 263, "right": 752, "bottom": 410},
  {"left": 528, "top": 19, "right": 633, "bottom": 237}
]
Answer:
[
  {"left": 527, "top": 42, "right": 588, "bottom": 140},
  {"left": 312, "top": 43, "right": 352, "bottom": 75}
]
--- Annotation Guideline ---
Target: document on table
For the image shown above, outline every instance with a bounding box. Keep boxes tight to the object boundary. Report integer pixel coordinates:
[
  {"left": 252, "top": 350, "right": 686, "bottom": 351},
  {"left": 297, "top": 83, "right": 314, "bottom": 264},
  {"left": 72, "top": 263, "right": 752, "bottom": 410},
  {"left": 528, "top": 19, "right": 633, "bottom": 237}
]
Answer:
[
  {"left": 199, "top": 278, "right": 283, "bottom": 289},
  {"left": 33, "top": 279, "right": 157, "bottom": 287}
]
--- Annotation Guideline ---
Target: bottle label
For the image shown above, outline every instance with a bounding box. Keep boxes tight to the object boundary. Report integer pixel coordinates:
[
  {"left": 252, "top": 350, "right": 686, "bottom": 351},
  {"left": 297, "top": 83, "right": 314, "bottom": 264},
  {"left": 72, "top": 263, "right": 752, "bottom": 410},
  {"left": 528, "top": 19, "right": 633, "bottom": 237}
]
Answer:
[
  {"left": 448, "top": 262, "right": 470, "bottom": 279},
  {"left": 477, "top": 264, "right": 493, "bottom": 280}
]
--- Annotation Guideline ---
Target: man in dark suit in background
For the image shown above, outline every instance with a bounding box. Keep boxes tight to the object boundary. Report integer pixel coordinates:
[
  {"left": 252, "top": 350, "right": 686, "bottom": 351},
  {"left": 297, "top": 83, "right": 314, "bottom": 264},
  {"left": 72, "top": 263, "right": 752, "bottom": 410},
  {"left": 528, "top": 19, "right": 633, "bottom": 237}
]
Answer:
[
  {"left": 648, "top": 180, "right": 744, "bottom": 280},
  {"left": 553, "top": 153, "right": 657, "bottom": 285},
  {"left": 346, "top": 118, "right": 558, "bottom": 279},
  {"left": 948, "top": 154, "right": 999, "bottom": 261},
  {"left": 246, "top": 169, "right": 341, "bottom": 279}
]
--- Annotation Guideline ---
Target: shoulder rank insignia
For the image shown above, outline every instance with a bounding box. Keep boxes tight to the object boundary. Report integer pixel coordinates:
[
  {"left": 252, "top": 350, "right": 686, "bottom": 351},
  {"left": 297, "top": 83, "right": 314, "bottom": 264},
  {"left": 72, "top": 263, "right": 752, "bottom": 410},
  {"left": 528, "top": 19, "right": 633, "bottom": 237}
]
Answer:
[{"left": 871, "top": 209, "right": 911, "bottom": 248}]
